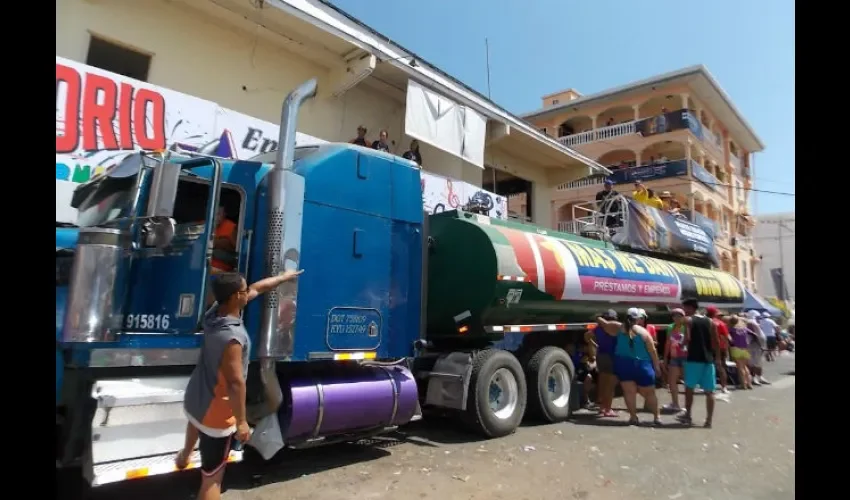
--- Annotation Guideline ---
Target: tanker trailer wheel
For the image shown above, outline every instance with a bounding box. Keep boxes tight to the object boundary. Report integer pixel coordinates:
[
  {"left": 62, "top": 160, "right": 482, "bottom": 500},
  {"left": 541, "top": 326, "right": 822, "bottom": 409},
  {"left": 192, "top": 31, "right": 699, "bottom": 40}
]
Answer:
[
  {"left": 525, "top": 346, "right": 575, "bottom": 422},
  {"left": 464, "top": 349, "right": 527, "bottom": 438}
]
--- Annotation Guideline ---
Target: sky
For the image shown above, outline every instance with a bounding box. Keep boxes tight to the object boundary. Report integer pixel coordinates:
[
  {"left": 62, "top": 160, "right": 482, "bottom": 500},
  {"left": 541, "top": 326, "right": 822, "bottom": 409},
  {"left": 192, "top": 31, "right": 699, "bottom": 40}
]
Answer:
[{"left": 329, "top": 0, "right": 795, "bottom": 215}]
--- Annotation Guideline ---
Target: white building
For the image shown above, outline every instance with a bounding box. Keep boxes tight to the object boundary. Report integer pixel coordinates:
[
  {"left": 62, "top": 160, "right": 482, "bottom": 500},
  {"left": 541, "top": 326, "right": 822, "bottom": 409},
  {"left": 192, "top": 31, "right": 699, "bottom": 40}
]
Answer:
[
  {"left": 753, "top": 212, "right": 795, "bottom": 300},
  {"left": 56, "top": 0, "right": 607, "bottom": 225}
]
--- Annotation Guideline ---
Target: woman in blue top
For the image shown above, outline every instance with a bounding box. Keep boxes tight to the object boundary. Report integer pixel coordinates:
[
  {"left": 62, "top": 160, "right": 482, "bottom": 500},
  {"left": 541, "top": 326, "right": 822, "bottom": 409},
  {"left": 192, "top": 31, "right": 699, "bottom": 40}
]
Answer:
[{"left": 597, "top": 307, "right": 662, "bottom": 426}]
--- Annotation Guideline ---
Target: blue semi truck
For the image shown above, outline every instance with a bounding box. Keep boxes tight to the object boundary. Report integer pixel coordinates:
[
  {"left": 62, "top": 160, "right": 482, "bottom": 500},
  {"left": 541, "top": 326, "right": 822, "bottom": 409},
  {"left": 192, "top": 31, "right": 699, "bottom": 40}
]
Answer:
[{"left": 55, "top": 79, "right": 747, "bottom": 493}]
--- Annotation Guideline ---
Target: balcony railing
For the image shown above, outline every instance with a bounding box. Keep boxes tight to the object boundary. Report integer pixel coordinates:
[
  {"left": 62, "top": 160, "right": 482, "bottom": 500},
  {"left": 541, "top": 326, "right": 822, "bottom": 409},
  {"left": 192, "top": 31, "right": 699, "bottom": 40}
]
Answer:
[
  {"left": 558, "top": 121, "right": 637, "bottom": 147},
  {"left": 556, "top": 175, "right": 607, "bottom": 191},
  {"left": 556, "top": 108, "right": 728, "bottom": 157}
]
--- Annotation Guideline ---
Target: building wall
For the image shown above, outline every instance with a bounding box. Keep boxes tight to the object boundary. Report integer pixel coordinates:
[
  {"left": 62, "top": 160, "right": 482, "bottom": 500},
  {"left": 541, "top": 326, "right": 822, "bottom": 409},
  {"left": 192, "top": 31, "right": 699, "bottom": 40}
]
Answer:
[
  {"left": 753, "top": 213, "right": 795, "bottom": 299},
  {"left": 57, "top": 0, "right": 556, "bottom": 226}
]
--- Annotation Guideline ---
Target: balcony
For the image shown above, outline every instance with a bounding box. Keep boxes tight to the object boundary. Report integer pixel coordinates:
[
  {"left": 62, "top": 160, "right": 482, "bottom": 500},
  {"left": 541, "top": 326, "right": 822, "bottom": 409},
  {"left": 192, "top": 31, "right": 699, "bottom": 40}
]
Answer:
[
  {"left": 690, "top": 161, "right": 721, "bottom": 192},
  {"left": 558, "top": 121, "right": 637, "bottom": 147}
]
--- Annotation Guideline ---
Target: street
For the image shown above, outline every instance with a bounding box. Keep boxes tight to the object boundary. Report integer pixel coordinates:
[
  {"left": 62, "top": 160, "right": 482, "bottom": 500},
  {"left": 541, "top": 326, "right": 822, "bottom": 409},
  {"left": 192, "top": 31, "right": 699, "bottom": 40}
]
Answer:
[{"left": 91, "top": 353, "right": 794, "bottom": 500}]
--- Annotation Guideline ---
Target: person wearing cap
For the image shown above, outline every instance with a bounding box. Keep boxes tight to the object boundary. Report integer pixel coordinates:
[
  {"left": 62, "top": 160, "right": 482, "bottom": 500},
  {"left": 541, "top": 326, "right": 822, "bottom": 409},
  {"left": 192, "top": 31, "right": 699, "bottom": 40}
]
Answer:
[
  {"left": 350, "top": 125, "right": 369, "bottom": 147},
  {"left": 596, "top": 307, "right": 662, "bottom": 426},
  {"left": 706, "top": 306, "right": 731, "bottom": 394},
  {"left": 745, "top": 310, "right": 769, "bottom": 385},
  {"left": 677, "top": 299, "right": 719, "bottom": 428},
  {"left": 585, "top": 309, "right": 620, "bottom": 418},
  {"left": 662, "top": 308, "right": 689, "bottom": 413},
  {"left": 595, "top": 180, "right": 622, "bottom": 229},
  {"left": 758, "top": 311, "right": 780, "bottom": 362}
]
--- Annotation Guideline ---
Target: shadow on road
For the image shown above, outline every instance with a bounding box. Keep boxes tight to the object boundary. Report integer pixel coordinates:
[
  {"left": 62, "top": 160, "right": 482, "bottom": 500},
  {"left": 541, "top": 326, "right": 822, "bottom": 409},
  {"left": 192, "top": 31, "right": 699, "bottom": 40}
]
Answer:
[{"left": 88, "top": 417, "right": 490, "bottom": 500}]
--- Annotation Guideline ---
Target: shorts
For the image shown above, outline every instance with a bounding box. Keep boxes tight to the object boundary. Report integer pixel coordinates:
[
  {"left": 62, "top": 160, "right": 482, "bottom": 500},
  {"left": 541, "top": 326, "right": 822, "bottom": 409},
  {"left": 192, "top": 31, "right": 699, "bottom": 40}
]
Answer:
[
  {"left": 766, "top": 337, "right": 778, "bottom": 350},
  {"left": 596, "top": 353, "right": 614, "bottom": 374},
  {"left": 199, "top": 432, "right": 234, "bottom": 476},
  {"left": 683, "top": 361, "right": 716, "bottom": 392},
  {"left": 613, "top": 356, "right": 656, "bottom": 387},
  {"left": 730, "top": 347, "right": 750, "bottom": 361},
  {"left": 748, "top": 347, "right": 763, "bottom": 368},
  {"left": 668, "top": 357, "right": 686, "bottom": 368}
]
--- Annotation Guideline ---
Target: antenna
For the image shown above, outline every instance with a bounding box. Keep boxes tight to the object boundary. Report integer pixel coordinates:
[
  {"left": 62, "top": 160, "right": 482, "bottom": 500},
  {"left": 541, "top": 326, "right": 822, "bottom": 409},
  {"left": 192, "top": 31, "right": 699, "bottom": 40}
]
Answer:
[{"left": 485, "top": 38, "right": 492, "bottom": 99}]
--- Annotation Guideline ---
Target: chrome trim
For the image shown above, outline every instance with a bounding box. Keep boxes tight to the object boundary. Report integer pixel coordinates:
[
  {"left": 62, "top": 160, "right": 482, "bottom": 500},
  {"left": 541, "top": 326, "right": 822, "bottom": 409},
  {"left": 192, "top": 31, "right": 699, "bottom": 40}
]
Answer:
[
  {"left": 381, "top": 366, "right": 400, "bottom": 426},
  {"left": 312, "top": 380, "right": 326, "bottom": 438}
]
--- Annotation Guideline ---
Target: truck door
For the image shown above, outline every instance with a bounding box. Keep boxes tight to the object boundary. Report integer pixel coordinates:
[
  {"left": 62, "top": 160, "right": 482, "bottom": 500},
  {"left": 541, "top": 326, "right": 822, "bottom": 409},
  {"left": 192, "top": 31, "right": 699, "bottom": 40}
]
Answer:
[{"left": 123, "top": 177, "right": 246, "bottom": 334}]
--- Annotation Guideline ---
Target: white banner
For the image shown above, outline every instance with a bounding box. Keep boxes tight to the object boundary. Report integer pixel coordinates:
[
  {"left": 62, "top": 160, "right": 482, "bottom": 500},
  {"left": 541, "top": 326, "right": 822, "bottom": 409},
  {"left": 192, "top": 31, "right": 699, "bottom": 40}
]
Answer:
[
  {"left": 55, "top": 57, "right": 325, "bottom": 223},
  {"left": 420, "top": 170, "right": 507, "bottom": 219},
  {"left": 405, "top": 80, "right": 486, "bottom": 168}
]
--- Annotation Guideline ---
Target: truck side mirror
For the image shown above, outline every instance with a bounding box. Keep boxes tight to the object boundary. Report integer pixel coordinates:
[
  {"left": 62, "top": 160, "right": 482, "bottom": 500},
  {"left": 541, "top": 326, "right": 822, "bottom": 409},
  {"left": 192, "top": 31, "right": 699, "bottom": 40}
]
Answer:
[{"left": 146, "top": 160, "right": 181, "bottom": 218}]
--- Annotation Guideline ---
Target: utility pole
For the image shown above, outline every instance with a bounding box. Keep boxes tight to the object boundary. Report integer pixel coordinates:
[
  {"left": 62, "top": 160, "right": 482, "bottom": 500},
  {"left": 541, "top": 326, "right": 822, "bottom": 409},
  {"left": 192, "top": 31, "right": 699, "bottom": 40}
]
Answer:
[{"left": 485, "top": 38, "right": 492, "bottom": 99}]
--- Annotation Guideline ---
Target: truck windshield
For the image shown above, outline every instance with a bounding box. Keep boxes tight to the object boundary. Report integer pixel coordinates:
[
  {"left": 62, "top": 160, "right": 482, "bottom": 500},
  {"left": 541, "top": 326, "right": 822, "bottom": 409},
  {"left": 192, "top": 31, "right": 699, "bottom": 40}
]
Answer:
[{"left": 75, "top": 176, "right": 136, "bottom": 227}]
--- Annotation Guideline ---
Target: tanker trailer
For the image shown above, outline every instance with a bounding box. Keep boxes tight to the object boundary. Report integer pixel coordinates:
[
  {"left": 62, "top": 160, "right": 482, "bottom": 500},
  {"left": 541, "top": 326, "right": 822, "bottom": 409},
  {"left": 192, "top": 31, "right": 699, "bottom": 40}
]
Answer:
[{"left": 416, "top": 210, "right": 747, "bottom": 432}]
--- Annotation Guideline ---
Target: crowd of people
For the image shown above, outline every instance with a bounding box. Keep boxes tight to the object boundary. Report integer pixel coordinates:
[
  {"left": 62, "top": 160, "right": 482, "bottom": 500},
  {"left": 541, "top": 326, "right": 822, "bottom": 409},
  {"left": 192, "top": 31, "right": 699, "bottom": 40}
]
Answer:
[
  {"left": 570, "top": 300, "right": 791, "bottom": 427},
  {"left": 350, "top": 125, "right": 423, "bottom": 166}
]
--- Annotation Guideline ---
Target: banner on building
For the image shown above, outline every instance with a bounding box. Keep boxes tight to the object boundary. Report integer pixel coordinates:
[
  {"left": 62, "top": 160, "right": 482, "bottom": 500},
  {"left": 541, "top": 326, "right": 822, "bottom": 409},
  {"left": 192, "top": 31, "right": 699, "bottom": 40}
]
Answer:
[
  {"left": 617, "top": 198, "right": 718, "bottom": 266},
  {"left": 421, "top": 170, "right": 507, "bottom": 219},
  {"left": 634, "top": 109, "right": 702, "bottom": 139}
]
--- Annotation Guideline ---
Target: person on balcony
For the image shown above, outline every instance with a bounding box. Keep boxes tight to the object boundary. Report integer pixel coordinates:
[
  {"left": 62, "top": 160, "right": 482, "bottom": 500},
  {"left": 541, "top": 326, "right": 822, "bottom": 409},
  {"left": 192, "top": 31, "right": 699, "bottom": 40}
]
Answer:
[
  {"left": 633, "top": 182, "right": 663, "bottom": 210},
  {"left": 645, "top": 189, "right": 664, "bottom": 210},
  {"left": 402, "top": 139, "right": 423, "bottom": 166},
  {"left": 350, "top": 125, "right": 369, "bottom": 146},
  {"left": 372, "top": 129, "right": 391, "bottom": 153}
]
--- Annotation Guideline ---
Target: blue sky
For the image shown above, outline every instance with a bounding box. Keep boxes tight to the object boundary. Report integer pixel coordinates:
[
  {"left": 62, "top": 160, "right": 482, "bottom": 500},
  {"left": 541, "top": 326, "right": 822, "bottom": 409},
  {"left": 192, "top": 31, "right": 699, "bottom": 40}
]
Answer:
[{"left": 329, "top": 0, "right": 795, "bottom": 215}]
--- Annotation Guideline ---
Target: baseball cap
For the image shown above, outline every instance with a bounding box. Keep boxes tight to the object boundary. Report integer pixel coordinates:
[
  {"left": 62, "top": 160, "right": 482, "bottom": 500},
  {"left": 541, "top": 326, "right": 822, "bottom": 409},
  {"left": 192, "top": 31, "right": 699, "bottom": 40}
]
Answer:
[
  {"left": 762, "top": 311, "right": 772, "bottom": 318},
  {"left": 705, "top": 305, "right": 719, "bottom": 316},
  {"left": 601, "top": 308, "right": 618, "bottom": 320},
  {"left": 746, "top": 310, "right": 760, "bottom": 320},
  {"left": 637, "top": 308, "right": 648, "bottom": 318},
  {"left": 670, "top": 308, "right": 685, "bottom": 317},
  {"left": 604, "top": 179, "right": 614, "bottom": 186},
  {"left": 626, "top": 307, "right": 641, "bottom": 319}
]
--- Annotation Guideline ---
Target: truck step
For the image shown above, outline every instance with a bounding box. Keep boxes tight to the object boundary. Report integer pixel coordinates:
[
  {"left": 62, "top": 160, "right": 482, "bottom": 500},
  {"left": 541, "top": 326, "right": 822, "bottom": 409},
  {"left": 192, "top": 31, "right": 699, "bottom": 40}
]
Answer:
[{"left": 92, "top": 449, "right": 243, "bottom": 486}]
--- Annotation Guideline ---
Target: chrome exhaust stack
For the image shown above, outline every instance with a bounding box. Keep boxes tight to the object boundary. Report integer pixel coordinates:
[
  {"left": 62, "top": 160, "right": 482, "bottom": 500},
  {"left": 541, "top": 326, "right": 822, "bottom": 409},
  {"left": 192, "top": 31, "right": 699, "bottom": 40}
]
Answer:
[{"left": 251, "top": 80, "right": 317, "bottom": 452}]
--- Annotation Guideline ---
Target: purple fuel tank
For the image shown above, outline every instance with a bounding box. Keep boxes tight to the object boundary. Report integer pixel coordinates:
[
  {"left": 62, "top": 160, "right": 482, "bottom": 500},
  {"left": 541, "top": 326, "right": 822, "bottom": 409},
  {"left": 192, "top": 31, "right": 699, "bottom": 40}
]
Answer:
[{"left": 279, "top": 364, "right": 418, "bottom": 441}]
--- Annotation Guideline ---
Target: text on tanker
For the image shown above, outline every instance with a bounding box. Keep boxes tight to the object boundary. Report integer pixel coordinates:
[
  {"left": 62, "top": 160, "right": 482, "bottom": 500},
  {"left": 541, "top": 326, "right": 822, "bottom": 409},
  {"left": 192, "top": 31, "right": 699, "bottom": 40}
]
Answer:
[{"left": 563, "top": 241, "right": 676, "bottom": 277}]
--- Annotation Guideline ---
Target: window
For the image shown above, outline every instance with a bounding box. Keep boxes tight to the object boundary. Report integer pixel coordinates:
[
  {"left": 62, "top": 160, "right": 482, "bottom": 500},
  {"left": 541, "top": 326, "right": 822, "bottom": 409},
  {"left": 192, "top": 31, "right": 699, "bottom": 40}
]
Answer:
[
  {"left": 551, "top": 99, "right": 560, "bottom": 105},
  {"left": 540, "top": 127, "right": 548, "bottom": 135},
  {"left": 86, "top": 36, "right": 151, "bottom": 81}
]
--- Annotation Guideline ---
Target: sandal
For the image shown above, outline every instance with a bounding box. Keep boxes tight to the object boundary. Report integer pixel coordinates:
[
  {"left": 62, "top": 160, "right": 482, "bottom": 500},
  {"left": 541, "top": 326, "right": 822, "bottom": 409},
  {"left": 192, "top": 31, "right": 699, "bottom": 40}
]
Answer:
[
  {"left": 676, "top": 413, "right": 693, "bottom": 425},
  {"left": 599, "top": 409, "right": 618, "bottom": 418},
  {"left": 628, "top": 417, "right": 640, "bottom": 426},
  {"left": 653, "top": 418, "right": 663, "bottom": 427}
]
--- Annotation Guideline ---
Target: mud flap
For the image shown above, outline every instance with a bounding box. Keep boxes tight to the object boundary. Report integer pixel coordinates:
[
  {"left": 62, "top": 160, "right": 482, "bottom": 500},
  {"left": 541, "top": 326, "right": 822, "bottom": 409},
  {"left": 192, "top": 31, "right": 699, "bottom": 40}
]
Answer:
[
  {"left": 424, "top": 352, "right": 473, "bottom": 411},
  {"left": 247, "top": 413, "right": 285, "bottom": 460}
]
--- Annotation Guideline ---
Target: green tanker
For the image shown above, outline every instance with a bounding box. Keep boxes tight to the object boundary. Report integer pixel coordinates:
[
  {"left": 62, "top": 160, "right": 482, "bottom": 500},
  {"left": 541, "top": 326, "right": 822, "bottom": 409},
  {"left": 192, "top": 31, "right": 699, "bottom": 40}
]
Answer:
[{"left": 425, "top": 210, "right": 746, "bottom": 344}]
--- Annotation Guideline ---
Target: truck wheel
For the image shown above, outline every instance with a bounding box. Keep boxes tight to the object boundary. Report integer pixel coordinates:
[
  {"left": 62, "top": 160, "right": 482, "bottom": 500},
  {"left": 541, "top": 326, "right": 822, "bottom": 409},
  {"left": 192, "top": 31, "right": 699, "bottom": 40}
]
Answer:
[
  {"left": 525, "top": 346, "right": 575, "bottom": 422},
  {"left": 465, "top": 349, "right": 527, "bottom": 438}
]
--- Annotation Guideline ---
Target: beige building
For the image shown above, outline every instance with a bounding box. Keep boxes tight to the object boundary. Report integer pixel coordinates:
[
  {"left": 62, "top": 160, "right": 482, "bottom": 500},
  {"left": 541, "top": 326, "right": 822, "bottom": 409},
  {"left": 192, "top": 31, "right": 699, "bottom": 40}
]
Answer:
[
  {"left": 56, "top": 0, "right": 607, "bottom": 228},
  {"left": 514, "top": 66, "right": 765, "bottom": 289}
]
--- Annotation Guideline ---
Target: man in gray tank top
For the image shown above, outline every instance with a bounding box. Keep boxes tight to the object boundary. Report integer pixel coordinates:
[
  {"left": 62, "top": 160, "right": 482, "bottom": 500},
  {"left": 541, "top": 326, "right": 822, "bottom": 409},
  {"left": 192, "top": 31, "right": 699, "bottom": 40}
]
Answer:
[{"left": 176, "top": 269, "right": 303, "bottom": 500}]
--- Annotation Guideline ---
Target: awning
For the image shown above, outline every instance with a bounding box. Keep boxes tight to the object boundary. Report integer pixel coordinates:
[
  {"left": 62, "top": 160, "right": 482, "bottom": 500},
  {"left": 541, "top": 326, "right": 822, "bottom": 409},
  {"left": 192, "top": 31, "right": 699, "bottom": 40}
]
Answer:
[{"left": 742, "top": 289, "right": 783, "bottom": 317}]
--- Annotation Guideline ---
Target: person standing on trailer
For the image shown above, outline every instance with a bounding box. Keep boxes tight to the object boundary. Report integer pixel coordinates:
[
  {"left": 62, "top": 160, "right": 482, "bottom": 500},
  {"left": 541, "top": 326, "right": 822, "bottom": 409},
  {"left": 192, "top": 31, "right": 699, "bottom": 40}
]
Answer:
[
  {"left": 176, "top": 269, "right": 303, "bottom": 500},
  {"left": 677, "top": 299, "right": 719, "bottom": 428},
  {"left": 597, "top": 308, "right": 662, "bottom": 426},
  {"left": 588, "top": 309, "right": 620, "bottom": 418}
]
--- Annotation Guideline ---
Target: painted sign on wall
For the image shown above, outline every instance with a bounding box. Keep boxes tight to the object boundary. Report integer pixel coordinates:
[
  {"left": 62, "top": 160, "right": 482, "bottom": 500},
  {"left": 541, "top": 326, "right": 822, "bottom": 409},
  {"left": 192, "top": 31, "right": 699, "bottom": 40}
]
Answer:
[
  {"left": 55, "top": 57, "right": 324, "bottom": 223},
  {"left": 421, "top": 170, "right": 507, "bottom": 219}
]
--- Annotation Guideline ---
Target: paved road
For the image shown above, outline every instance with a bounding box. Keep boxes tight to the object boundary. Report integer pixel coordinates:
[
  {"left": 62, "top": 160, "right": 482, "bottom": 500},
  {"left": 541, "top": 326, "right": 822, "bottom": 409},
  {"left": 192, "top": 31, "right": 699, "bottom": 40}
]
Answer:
[{"left": 91, "top": 353, "right": 794, "bottom": 500}]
